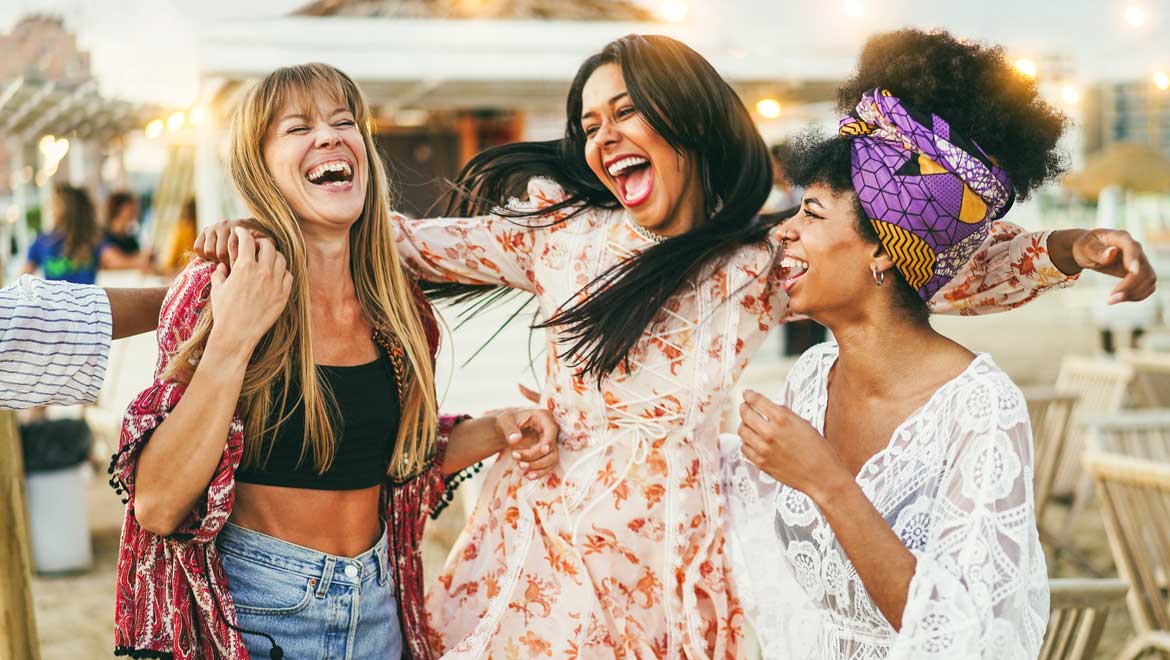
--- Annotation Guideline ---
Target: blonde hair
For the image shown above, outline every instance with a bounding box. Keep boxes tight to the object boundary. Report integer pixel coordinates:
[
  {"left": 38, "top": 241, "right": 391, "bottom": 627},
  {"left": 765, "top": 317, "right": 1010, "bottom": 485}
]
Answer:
[{"left": 164, "top": 63, "right": 438, "bottom": 481}]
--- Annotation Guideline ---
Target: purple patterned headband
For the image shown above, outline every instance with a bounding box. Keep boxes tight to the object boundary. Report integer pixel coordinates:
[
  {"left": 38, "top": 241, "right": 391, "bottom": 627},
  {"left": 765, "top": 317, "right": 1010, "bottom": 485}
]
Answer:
[{"left": 839, "top": 88, "right": 1014, "bottom": 300}]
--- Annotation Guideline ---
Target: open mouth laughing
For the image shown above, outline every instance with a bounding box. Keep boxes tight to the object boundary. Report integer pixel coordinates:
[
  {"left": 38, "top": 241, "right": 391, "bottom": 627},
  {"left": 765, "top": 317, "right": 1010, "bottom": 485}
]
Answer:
[
  {"left": 780, "top": 256, "right": 809, "bottom": 293},
  {"left": 304, "top": 158, "right": 355, "bottom": 191},
  {"left": 606, "top": 154, "right": 653, "bottom": 206}
]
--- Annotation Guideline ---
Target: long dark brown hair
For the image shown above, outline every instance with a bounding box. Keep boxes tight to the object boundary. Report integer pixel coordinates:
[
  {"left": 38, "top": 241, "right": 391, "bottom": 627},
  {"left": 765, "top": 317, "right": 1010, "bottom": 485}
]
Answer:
[
  {"left": 425, "top": 34, "right": 774, "bottom": 379},
  {"left": 52, "top": 184, "right": 101, "bottom": 263}
]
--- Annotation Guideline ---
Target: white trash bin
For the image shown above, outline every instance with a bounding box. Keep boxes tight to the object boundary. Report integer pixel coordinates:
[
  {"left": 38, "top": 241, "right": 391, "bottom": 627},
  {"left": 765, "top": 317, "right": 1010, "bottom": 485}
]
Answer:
[{"left": 25, "top": 463, "right": 93, "bottom": 573}]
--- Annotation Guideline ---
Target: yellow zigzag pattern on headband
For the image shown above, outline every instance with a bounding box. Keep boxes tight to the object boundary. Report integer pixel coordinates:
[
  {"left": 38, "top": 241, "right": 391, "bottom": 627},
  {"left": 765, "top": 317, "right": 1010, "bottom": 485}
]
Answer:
[{"left": 870, "top": 219, "right": 936, "bottom": 290}]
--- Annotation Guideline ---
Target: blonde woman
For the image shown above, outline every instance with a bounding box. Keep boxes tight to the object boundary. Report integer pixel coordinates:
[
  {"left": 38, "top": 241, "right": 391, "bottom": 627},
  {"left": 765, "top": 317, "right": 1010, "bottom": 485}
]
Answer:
[{"left": 107, "top": 64, "right": 559, "bottom": 660}]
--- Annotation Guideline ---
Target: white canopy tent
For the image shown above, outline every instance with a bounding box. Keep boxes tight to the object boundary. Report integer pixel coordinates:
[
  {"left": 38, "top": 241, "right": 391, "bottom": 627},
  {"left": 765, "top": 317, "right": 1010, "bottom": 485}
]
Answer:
[{"left": 186, "top": 13, "right": 853, "bottom": 222}]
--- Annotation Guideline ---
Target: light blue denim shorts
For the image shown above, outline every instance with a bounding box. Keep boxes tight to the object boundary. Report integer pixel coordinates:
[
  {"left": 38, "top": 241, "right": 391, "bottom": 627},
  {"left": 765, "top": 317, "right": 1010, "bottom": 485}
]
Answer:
[{"left": 215, "top": 522, "right": 402, "bottom": 660}]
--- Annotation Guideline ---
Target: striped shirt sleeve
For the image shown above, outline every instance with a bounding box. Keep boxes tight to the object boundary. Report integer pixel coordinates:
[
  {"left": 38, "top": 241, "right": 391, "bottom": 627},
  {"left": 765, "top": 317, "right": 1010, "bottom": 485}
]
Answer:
[{"left": 0, "top": 275, "right": 112, "bottom": 409}]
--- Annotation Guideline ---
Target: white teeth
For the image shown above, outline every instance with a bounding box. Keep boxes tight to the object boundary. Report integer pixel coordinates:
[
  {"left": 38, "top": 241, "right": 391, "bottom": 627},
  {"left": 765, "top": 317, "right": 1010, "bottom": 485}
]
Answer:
[
  {"left": 306, "top": 160, "right": 353, "bottom": 183},
  {"left": 781, "top": 257, "right": 809, "bottom": 272},
  {"left": 607, "top": 156, "right": 649, "bottom": 177}
]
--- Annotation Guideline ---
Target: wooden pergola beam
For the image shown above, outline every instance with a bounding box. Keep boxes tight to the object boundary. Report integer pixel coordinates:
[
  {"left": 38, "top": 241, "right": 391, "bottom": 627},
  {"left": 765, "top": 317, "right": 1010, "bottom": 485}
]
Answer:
[{"left": 0, "top": 411, "right": 39, "bottom": 660}]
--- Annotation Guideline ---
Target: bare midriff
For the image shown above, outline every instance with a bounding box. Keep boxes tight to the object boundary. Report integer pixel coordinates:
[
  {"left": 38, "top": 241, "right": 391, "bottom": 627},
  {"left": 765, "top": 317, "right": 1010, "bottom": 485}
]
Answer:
[{"left": 230, "top": 482, "right": 383, "bottom": 557}]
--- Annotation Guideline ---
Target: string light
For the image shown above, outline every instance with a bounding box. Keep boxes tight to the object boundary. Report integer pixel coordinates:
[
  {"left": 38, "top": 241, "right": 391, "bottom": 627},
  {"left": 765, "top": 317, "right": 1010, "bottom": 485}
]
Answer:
[
  {"left": 1124, "top": 4, "right": 1147, "bottom": 27},
  {"left": 756, "top": 98, "right": 782, "bottom": 119},
  {"left": 1013, "top": 58, "right": 1038, "bottom": 78},
  {"left": 145, "top": 119, "right": 165, "bottom": 138},
  {"left": 656, "top": 1, "right": 688, "bottom": 22}
]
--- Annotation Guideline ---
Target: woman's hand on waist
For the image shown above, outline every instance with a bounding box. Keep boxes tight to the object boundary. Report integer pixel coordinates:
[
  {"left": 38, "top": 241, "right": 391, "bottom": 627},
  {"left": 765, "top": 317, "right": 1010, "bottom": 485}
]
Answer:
[
  {"left": 442, "top": 407, "right": 561, "bottom": 481},
  {"left": 493, "top": 406, "right": 560, "bottom": 481}
]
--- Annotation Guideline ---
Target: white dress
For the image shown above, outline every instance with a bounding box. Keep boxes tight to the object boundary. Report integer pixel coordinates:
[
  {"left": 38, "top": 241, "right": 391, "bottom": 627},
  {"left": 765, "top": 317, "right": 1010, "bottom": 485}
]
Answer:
[{"left": 721, "top": 342, "right": 1049, "bottom": 660}]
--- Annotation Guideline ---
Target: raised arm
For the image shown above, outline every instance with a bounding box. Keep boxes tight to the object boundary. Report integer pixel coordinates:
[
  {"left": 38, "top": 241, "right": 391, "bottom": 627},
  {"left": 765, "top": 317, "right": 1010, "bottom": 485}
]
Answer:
[
  {"left": 117, "top": 232, "right": 291, "bottom": 538},
  {"left": 929, "top": 223, "right": 1155, "bottom": 314},
  {"left": 390, "top": 177, "right": 570, "bottom": 291},
  {"left": 105, "top": 286, "right": 168, "bottom": 339}
]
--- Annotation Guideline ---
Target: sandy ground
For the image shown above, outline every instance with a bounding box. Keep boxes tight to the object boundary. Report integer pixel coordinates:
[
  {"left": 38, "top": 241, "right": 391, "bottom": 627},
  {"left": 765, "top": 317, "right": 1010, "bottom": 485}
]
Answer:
[{"left": 24, "top": 280, "right": 1161, "bottom": 658}]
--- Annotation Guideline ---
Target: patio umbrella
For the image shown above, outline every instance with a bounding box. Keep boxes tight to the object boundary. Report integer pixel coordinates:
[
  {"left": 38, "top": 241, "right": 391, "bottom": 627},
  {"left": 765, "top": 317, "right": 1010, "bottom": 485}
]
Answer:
[{"left": 1062, "top": 142, "right": 1170, "bottom": 198}]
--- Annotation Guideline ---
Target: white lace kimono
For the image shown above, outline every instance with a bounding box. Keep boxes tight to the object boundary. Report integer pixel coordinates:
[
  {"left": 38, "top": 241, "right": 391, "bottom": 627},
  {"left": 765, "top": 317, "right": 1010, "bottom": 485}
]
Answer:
[{"left": 721, "top": 343, "right": 1049, "bottom": 660}]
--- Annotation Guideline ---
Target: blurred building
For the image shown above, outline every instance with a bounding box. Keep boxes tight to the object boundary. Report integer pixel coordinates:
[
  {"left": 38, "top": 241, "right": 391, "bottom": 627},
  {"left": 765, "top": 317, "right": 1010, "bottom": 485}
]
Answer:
[
  {"left": 0, "top": 15, "right": 94, "bottom": 197},
  {"left": 180, "top": 0, "right": 845, "bottom": 223},
  {"left": 1083, "top": 81, "right": 1170, "bottom": 159},
  {"left": 0, "top": 14, "right": 155, "bottom": 275}
]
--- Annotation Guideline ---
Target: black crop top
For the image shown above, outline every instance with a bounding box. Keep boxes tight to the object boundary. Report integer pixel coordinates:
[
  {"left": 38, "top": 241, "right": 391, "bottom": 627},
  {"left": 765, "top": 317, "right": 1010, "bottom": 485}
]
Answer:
[{"left": 235, "top": 351, "right": 400, "bottom": 490}]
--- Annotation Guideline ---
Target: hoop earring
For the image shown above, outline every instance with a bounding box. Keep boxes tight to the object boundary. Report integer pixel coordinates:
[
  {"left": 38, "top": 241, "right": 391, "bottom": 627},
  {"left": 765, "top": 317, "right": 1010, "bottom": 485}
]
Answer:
[{"left": 871, "top": 266, "right": 885, "bottom": 287}]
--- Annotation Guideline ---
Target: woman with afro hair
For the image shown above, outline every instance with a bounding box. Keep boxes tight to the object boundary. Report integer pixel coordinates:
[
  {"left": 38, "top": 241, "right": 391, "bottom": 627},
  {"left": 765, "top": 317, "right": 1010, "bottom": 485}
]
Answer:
[{"left": 720, "top": 29, "right": 1147, "bottom": 659}]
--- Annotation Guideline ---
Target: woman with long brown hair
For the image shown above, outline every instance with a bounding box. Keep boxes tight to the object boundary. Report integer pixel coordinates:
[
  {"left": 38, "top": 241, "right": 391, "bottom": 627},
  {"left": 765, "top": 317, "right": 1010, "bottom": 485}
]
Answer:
[
  {"left": 108, "top": 63, "right": 559, "bottom": 660},
  {"left": 26, "top": 184, "right": 104, "bottom": 283}
]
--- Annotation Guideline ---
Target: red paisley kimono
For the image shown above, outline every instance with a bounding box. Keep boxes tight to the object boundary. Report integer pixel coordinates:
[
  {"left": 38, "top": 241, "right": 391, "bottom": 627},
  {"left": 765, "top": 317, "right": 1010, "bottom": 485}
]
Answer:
[{"left": 108, "top": 260, "right": 459, "bottom": 659}]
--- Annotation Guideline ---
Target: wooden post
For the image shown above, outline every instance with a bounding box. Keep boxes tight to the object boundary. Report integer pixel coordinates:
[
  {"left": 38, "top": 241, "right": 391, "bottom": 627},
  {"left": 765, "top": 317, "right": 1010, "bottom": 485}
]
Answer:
[{"left": 0, "top": 410, "right": 40, "bottom": 660}]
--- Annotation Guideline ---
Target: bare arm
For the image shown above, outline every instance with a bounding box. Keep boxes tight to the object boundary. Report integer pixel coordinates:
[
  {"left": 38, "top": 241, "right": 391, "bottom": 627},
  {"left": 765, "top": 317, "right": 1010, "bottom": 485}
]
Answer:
[
  {"left": 104, "top": 287, "right": 168, "bottom": 340},
  {"left": 132, "top": 332, "right": 252, "bottom": 536},
  {"left": 813, "top": 477, "right": 917, "bottom": 629},
  {"left": 133, "top": 232, "right": 291, "bottom": 536},
  {"left": 1047, "top": 227, "right": 1156, "bottom": 302},
  {"left": 739, "top": 390, "right": 916, "bottom": 628},
  {"left": 441, "top": 407, "right": 560, "bottom": 480},
  {"left": 99, "top": 245, "right": 148, "bottom": 271}
]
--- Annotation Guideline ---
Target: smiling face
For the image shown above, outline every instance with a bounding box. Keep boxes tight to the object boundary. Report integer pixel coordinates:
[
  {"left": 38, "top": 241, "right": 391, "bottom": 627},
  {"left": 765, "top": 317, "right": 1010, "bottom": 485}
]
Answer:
[
  {"left": 261, "top": 88, "right": 369, "bottom": 237},
  {"left": 780, "top": 183, "right": 893, "bottom": 319},
  {"left": 579, "top": 63, "right": 705, "bottom": 237}
]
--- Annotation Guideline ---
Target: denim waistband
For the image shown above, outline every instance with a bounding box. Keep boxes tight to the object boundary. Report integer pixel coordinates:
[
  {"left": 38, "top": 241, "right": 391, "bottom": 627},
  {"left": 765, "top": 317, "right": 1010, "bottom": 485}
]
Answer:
[{"left": 216, "top": 522, "right": 390, "bottom": 591}]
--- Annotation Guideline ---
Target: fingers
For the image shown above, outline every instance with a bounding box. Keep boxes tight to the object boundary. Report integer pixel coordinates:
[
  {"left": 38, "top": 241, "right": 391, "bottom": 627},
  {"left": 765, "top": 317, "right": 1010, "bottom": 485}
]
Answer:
[
  {"left": 231, "top": 228, "right": 256, "bottom": 269},
  {"left": 739, "top": 401, "right": 769, "bottom": 431},
  {"left": 193, "top": 228, "right": 206, "bottom": 257},
  {"left": 1107, "top": 239, "right": 1157, "bottom": 303},
  {"left": 517, "top": 383, "right": 541, "bottom": 404},
  {"left": 211, "top": 263, "right": 228, "bottom": 290},
  {"left": 738, "top": 425, "right": 767, "bottom": 465},
  {"left": 256, "top": 233, "right": 278, "bottom": 270},
  {"left": 497, "top": 412, "right": 524, "bottom": 451},
  {"left": 518, "top": 451, "right": 558, "bottom": 480},
  {"left": 280, "top": 269, "right": 294, "bottom": 299},
  {"left": 532, "top": 410, "right": 559, "bottom": 447},
  {"left": 743, "top": 390, "right": 784, "bottom": 418},
  {"left": 217, "top": 223, "right": 234, "bottom": 265}
]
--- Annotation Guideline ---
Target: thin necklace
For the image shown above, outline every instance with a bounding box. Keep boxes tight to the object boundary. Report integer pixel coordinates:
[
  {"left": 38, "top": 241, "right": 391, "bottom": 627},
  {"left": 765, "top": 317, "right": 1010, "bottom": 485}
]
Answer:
[{"left": 625, "top": 214, "right": 667, "bottom": 243}]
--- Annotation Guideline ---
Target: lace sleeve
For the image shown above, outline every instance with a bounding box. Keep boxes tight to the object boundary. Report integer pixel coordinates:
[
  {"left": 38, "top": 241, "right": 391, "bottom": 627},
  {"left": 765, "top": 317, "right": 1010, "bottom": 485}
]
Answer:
[
  {"left": 720, "top": 345, "right": 833, "bottom": 660},
  {"left": 889, "top": 374, "right": 1049, "bottom": 659}
]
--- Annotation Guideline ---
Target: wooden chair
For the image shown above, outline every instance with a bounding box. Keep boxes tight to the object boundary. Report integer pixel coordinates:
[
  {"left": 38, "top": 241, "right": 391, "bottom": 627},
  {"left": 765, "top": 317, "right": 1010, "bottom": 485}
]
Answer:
[
  {"left": 1120, "top": 350, "right": 1170, "bottom": 409},
  {"left": 1024, "top": 387, "right": 1079, "bottom": 526},
  {"left": 1048, "top": 358, "right": 1135, "bottom": 571},
  {"left": 1042, "top": 578, "right": 1129, "bottom": 660},
  {"left": 1052, "top": 357, "right": 1134, "bottom": 495},
  {"left": 1085, "top": 410, "right": 1170, "bottom": 463},
  {"left": 1085, "top": 451, "right": 1170, "bottom": 659}
]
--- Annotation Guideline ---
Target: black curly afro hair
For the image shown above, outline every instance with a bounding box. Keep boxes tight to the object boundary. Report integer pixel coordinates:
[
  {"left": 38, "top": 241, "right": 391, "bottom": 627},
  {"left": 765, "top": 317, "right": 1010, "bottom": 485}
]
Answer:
[
  {"left": 782, "top": 30, "right": 1070, "bottom": 319},
  {"left": 790, "top": 29, "right": 1067, "bottom": 203},
  {"left": 834, "top": 28, "right": 1067, "bottom": 199}
]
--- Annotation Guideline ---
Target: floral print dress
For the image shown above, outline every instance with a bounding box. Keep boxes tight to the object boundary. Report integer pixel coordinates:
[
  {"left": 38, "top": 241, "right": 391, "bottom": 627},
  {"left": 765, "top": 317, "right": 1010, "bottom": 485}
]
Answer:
[{"left": 390, "top": 178, "right": 1073, "bottom": 660}]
